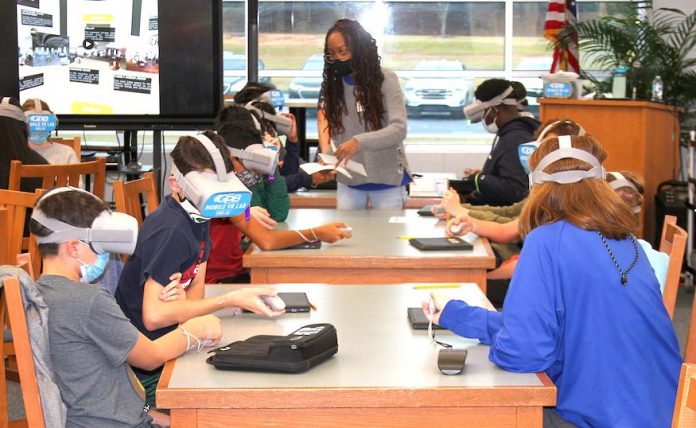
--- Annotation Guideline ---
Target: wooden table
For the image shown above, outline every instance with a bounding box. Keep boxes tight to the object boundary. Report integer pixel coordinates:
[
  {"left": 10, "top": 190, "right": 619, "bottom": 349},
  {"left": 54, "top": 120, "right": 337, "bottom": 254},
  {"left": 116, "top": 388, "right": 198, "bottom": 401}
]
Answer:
[
  {"left": 290, "top": 190, "right": 442, "bottom": 209},
  {"left": 157, "top": 283, "right": 556, "bottom": 427},
  {"left": 244, "top": 209, "right": 496, "bottom": 292}
]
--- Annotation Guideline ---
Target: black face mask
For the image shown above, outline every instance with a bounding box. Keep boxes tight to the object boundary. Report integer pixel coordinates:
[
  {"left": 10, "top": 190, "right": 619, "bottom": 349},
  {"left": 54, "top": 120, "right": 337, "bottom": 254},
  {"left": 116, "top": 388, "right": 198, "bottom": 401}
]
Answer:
[{"left": 332, "top": 59, "right": 352, "bottom": 77}]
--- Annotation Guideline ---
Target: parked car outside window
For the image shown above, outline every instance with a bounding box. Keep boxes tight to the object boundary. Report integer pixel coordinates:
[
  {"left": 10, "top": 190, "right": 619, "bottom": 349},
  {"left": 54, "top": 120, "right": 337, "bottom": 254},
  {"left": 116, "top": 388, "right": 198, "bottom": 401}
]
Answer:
[
  {"left": 223, "top": 53, "right": 271, "bottom": 98},
  {"left": 404, "top": 60, "right": 471, "bottom": 118},
  {"left": 288, "top": 54, "right": 324, "bottom": 100}
]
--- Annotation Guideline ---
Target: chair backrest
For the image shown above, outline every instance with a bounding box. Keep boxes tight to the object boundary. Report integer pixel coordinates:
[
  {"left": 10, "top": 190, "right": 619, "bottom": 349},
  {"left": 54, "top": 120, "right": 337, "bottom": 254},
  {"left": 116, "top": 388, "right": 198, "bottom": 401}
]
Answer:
[
  {"left": 659, "top": 215, "right": 687, "bottom": 318},
  {"left": 672, "top": 363, "right": 696, "bottom": 427},
  {"left": 0, "top": 208, "right": 8, "bottom": 266},
  {"left": 8, "top": 157, "right": 106, "bottom": 200},
  {"left": 48, "top": 136, "right": 81, "bottom": 160},
  {"left": 1, "top": 276, "right": 46, "bottom": 428},
  {"left": 0, "top": 189, "right": 44, "bottom": 267},
  {"left": 113, "top": 172, "right": 159, "bottom": 227}
]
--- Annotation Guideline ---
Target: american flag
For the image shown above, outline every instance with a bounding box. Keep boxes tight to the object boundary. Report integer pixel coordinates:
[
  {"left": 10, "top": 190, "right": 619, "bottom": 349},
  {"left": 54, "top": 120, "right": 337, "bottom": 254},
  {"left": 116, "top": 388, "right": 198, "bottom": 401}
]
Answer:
[{"left": 543, "top": 0, "right": 580, "bottom": 73}]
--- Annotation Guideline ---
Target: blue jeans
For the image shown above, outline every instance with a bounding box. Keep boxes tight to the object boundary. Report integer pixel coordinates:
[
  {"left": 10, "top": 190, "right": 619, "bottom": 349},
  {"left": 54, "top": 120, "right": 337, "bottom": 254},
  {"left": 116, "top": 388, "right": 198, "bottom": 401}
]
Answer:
[{"left": 337, "top": 182, "right": 406, "bottom": 210}]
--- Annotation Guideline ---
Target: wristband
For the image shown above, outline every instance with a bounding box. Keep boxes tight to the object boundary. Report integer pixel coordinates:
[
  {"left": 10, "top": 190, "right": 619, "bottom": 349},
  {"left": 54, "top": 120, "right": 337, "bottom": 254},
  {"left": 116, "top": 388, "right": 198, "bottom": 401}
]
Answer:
[
  {"left": 294, "top": 229, "right": 318, "bottom": 243},
  {"left": 178, "top": 325, "right": 204, "bottom": 352},
  {"left": 310, "top": 228, "right": 318, "bottom": 242},
  {"left": 473, "top": 173, "right": 481, "bottom": 194},
  {"left": 218, "top": 295, "right": 226, "bottom": 309}
]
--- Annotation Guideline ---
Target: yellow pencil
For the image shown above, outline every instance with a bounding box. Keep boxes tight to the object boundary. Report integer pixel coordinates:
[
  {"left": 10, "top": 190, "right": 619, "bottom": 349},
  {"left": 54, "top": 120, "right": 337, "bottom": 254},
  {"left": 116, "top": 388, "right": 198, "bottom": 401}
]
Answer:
[{"left": 412, "top": 284, "right": 461, "bottom": 290}]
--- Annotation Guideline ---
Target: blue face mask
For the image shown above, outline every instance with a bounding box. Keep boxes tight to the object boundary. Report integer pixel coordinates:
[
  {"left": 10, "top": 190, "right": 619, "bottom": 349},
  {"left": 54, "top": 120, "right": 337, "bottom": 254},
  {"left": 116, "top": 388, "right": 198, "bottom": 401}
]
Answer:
[
  {"left": 518, "top": 142, "right": 540, "bottom": 174},
  {"left": 77, "top": 242, "right": 110, "bottom": 283}
]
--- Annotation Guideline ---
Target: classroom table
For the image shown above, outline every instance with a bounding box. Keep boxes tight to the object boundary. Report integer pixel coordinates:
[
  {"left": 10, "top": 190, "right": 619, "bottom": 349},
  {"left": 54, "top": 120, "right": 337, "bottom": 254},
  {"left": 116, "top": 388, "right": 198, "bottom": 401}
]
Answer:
[
  {"left": 157, "top": 283, "right": 556, "bottom": 427},
  {"left": 289, "top": 189, "right": 442, "bottom": 209},
  {"left": 244, "top": 209, "right": 496, "bottom": 292}
]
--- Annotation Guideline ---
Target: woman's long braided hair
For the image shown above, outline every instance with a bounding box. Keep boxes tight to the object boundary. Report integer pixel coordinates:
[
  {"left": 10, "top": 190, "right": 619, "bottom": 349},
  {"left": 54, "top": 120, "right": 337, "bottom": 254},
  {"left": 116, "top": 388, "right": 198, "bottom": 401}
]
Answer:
[{"left": 320, "top": 19, "right": 385, "bottom": 137}]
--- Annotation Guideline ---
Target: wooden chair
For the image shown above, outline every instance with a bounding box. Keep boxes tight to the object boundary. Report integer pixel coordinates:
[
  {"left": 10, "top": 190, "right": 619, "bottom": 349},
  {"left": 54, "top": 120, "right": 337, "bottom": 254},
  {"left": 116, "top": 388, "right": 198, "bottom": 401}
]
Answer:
[
  {"left": 8, "top": 157, "right": 106, "bottom": 200},
  {"left": 660, "top": 215, "right": 688, "bottom": 318},
  {"left": 48, "top": 136, "right": 81, "bottom": 160},
  {"left": 0, "top": 275, "right": 46, "bottom": 428},
  {"left": 0, "top": 208, "right": 8, "bottom": 266},
  {"left": 113, "top": 172, "right": 159, "bottom": 227},
  {"left": 672, "top": 363, "right": 696, "bottom": 427},
  {"left": 0, "top": 189, "right": 44, "bottom": 268}
]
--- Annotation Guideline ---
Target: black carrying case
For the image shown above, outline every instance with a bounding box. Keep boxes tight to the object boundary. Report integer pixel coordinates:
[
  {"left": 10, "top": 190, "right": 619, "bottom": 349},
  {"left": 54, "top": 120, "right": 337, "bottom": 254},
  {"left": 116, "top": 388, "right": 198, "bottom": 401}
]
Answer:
[{"left": 206, "top": 323, "right": 338, "bottom": 373}]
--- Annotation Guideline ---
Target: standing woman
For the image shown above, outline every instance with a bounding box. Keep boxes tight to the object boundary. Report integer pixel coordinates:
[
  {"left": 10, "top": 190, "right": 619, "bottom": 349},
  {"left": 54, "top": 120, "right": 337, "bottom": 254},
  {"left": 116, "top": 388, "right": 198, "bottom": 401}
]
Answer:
[{"left": 318, "top": 19, "right": 410, "bottom": 210}]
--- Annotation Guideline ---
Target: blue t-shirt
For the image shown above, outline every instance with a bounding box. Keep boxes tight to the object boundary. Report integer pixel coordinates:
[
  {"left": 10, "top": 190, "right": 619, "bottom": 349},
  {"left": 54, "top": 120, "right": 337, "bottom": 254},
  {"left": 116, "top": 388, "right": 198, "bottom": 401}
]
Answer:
[
  {"left": 116, "top": 195, "right": 212, "bottom": 342},
  {"left": 439, "top": 220, "right": 682, "bottom": 427}
]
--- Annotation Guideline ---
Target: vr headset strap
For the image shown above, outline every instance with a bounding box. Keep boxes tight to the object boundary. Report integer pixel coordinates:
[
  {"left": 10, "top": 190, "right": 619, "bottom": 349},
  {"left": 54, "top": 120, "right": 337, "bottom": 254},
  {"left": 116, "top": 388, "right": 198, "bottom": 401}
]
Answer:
[
  {"left": 32, "top": 210, "right": 134, "bottom": 245},
  {"left": 0, "top": 98, "right": 28, "bottom": 123},
  {"left": 191, "top": 134, "right": 230, "bottom": 182}
]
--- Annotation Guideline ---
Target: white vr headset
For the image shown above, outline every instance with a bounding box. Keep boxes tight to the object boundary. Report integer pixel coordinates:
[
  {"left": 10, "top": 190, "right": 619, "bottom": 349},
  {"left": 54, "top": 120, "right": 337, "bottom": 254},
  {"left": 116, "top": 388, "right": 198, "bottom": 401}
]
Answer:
[
  {"left": 172, "top": 134, "right": 252, "bottom": 218},
  {"left": 244, "top": 103, "right": 292, "bottom": 136},
  {"left": 528, "top": 135, "right": 605, "bottom": 188},
  {"left": 0, "top": 97, "right": 28, "bottom": 123},
  {"left": 518, "top": 120, "right": 587, "bottom": 174},
  {"left": 463, "top": 86, "right": 518, "bottom": 123},
  {"left": 228, "top": 143, "right": 280, "bottom": 176},
  {"left": 31, "top": 187, "right": 138, "bottom": 255},
  {"left": 608, "top": 171, "right": 641, "bottom": 213}
]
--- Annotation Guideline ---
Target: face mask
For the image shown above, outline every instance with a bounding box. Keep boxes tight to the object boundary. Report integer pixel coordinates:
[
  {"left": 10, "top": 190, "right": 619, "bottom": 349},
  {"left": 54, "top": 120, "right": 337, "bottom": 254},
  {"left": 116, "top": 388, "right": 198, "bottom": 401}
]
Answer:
[
  {"left": 179, "top": 195, "right": 210, "bottom": 223},
  {"left": 236, "top": 170, "right": 262, "bottom": 188},
  {"left": 482, "top": 109, "right": 498, "bottom": 134},
  {"left": 332, "top": 59, "right": 352, "bottom": 77},
  {"left": 77, "top": 242, "right": 110, "bottom": 283}
]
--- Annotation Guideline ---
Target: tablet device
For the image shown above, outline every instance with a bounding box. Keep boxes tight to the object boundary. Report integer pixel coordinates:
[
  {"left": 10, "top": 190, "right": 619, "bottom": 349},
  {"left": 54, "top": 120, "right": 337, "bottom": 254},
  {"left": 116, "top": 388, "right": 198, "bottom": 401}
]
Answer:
[
  {"left": 243, "top": 292, "right": 312, "bottom": 313},
  {"left": 407, "top": 307, "right": 445, "bottom": 330},
  {"left": 287, "top": 241, "right": 322, "bottom": 250},
  {"left": 277, "top": 292, "right": 312, "bottom": 313},
  {"left": 409, "top": 237, "right": 473, "bottom": 251}
]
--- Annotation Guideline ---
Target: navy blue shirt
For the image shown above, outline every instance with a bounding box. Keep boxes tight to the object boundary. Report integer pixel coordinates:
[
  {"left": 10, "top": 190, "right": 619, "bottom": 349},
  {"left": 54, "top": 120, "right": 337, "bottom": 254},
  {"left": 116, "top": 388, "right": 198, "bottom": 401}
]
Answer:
[
  {"left": 439, "top": 220, "right": 682, "bottom": 427},
  {"left": 116, "top": 195, "right": 212, "bottom": 342}
]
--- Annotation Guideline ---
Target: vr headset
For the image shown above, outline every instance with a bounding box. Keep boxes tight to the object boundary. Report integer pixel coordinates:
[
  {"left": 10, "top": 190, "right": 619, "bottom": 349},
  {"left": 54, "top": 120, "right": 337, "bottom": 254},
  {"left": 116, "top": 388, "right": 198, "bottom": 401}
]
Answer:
[
  {"left": 244, "top": 103, "right": 293, "bottom": 136},
  {"left": 518, "top": 120, "right": 587, "bottom": 174},
  {"left": 24, "top": 99, "right": 58, "bottom": 145},
  {"left": 528, "top": 135, "right": 605, "bottom": 188},
  {"left": 463, "top": 86, "right": 518, "bottom": 123},
  {"left": 31, "top": 187, "right": 138, "bottom": 255},
  {"left": 608, "top": 171, "right": 641, "bottom": 213},
  {"left": 172, "top": 134, "right": 252, "bottom": 218},
  {"left": 0, "top": 97, "right": 28, "bottom": 123},
  {"left": 228, "top": 142, "right": 280, "bottom": 176}
]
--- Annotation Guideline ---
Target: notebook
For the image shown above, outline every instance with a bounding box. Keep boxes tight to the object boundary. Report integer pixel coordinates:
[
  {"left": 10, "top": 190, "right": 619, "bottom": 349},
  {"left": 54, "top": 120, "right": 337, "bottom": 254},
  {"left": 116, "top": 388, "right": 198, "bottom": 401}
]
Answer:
[
  {"left": 407, "top": 307, "right": 445, "bottom": 330},
  {"left": 409, "top": 237, "right": 473, "bottom": 251}
]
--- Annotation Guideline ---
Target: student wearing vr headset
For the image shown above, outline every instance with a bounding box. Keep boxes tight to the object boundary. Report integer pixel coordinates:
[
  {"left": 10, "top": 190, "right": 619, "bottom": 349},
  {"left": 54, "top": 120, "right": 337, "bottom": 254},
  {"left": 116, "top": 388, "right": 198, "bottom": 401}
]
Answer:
[
  {"left": 426, "top": 135, "right": 682, "bottom": 427},
  {"left": 30, "top": 187, "right": 223, "bottom": 427},
  {"left": 21, "top": 98, "right": 78, "bottom": 165},
  {"left": 0, "top": 96, "right": 49, "bottom": 191},
  {"left": 210, "top": 109, "right": 351, "bottom": 283},
  {"left": 459, "top": 79, "right": 540, "bottom": 206},
  {"left": 116, "top": 132, "right": 288, "bottom": 407},
  {"left": 318, "top": 19, "right": 411, "bottom": 210}
]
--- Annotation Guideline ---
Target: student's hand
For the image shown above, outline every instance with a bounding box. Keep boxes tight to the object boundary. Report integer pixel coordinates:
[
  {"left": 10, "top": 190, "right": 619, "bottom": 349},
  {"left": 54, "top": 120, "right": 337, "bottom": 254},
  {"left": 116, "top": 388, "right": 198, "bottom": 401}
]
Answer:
[
  {"left": 250, "top": 206, "right": 278, "bottom": 230},
  {"left": 431, "top": 204, "right": 448, "bottom": 220},
  {"left": 314, "top": 222, "right": 352, "bottom": 243},
  {"left": 159, "top": 273, "right": 186, "bottom": 302},
  {"left": 334, "top": 138, "right": 360, "bottom": 166},
  {"left": 463, "top": 168, "right": 481, "bottom": 178},
  {"left": 421, "top": 291, "right": 452, "bottom": 325},
  {"left": 441, "top": 188, "right": 469, "bottom": 218},
  {"left": 224, "top": 287, "right": 285, "bottom": 317},
  {"left": 311, "top": 170, "right": 336, "bottom": 186},
  {"left": 280, "top": 112, "right": 299, "bottom": 143},
  {"left": 181, "top": 314, "right": 223, "bottom": 347},
  {"left": 446, "top": 216, "right": 474, "bottom": 237},
  {"left": 263, "top": 132, "right": 282, "bottom": 151}
]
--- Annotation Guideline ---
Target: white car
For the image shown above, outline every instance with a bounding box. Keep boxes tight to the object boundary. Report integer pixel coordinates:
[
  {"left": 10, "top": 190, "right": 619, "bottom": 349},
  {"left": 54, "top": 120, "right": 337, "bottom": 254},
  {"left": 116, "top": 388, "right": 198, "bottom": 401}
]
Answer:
[{"left": 404, "top": 60, "right": 471, "bottom": 118}]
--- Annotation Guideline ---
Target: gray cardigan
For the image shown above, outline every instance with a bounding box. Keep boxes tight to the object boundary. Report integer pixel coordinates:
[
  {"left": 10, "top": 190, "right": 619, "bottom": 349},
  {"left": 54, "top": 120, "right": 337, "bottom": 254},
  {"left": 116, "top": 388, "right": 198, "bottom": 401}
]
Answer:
[{"left": 328, "top": 68, "right": 410, "bottom": 187}]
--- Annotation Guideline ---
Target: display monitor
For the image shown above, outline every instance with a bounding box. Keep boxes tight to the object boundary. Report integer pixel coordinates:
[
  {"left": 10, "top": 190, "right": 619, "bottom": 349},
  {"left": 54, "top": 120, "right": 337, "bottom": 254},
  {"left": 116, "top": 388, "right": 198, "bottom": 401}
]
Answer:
[{"left": 1, "top": 0, "right": 223, "bottom": 129}]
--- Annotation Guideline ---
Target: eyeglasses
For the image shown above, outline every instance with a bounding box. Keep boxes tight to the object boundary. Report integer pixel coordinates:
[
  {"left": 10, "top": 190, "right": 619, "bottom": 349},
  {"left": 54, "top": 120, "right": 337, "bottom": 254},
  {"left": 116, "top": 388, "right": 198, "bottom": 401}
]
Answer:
[{"left": 324, "top": 50, "right": 351, "bottom": 64}]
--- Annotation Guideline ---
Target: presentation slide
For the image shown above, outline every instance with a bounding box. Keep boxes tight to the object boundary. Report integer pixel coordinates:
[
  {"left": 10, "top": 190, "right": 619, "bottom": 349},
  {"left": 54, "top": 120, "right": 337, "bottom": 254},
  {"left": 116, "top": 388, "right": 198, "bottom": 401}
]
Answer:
[{"left": 16, "top": 0, "right": 159, "bottom": 115}]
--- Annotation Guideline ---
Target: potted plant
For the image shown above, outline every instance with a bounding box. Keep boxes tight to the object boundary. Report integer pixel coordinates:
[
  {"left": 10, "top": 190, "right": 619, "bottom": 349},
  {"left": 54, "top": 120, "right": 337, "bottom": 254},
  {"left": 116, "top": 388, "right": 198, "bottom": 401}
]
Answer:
[{"left": 555, "top": 0, "right": 696, "bottom": 121}]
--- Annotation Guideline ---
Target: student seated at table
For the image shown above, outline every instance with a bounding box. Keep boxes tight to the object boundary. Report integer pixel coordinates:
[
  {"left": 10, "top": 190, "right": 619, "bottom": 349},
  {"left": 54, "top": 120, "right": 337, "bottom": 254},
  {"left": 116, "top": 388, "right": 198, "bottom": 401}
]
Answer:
[
  {"left": 21, "top": 98, "right": 78, "bottom": 165},
  {"left": 30, "top": 187, "right": 223, "bottom": 427},
  {"left": 0, "top": 96, "right": 48, "bottom": 191},
  {"left": 425, "top": 134, "right": 682, "bottom": 427},
  {"left": 115, "top": 133, "right": 288, "bottom": 407},
  {"left": 202, "top": 125, "right": 351, "bottom": 284}
]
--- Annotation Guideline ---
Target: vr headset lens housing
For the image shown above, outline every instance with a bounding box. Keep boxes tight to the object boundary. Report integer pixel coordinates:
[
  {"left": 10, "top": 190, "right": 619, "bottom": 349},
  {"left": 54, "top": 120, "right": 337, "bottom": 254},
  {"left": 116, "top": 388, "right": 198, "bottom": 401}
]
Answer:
[
  {"left": 172, "top": 134, "right": 252, "bottom": 218},
  {"left": 244, "top": 103, "right": 293, "bottom": 136},
  {"left": 229, "top": 143, "right": 280, "bottom": 176},
  {"left": 463, "top": 86, "right": 517, "bottom": 123},
  {"left": 32, "top": 200, "right": 139, "bottom": 255}
]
